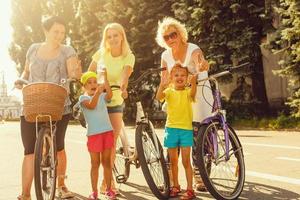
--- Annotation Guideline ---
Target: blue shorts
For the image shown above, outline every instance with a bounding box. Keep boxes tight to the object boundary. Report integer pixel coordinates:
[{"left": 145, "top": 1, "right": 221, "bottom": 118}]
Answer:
[
  {"left": 107, "top": 103, "right": 124, "bottom": 113},
  {"left": 164, "top": 127, "right": 193, "bottom": 148}
]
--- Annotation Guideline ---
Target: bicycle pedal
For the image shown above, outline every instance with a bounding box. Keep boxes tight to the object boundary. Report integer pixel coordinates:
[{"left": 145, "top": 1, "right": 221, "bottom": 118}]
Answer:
[
  {"left": 116, "top": 175, "right": 127, "bottom": 183},
  {"left": 134, "top": 159, "right": 140, "bottom": 168}
]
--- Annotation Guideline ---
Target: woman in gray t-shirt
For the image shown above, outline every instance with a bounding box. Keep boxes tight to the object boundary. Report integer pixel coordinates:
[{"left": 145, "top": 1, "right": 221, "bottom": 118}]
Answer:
[{"left": 15, "top": 16, "right": 81, "bottom": 200}]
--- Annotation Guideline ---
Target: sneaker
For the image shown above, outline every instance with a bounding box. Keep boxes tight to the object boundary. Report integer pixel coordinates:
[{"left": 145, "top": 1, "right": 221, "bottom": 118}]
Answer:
[
  {"left": 57, "top": 186, "right": 74, "bottom": 199},
  {"left": 105, "top": 189, "right": 116, "bottom": 200},
  {"left": 100, "top": 180, "right": 120, "bottom": 195},
  {"left": 170, "top": 185, "right": 181, "bottom": 197},
  {"left": 88, "top": 191, "right": 98, "bottom": 200}
]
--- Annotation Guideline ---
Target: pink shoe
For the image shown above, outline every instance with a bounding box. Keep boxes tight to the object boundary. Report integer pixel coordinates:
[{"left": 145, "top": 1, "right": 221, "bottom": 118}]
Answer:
[
  {"left": 88, "top": 191, "right": 98, "bottom": 200},
  {"left": 105, "top": 189, "right": 116, "bottom": 200}
]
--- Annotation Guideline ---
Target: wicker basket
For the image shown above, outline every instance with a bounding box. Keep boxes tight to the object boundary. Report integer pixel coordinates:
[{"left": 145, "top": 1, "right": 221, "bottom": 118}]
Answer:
[{"left": 22, "top": 82, "right": 67, "bottom": 122}]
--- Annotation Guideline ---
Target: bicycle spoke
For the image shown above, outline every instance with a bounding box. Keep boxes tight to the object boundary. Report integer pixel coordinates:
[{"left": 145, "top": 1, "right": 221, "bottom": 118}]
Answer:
[
  {"left": 203, "top": 123, "right": 243, "bottom": 197},
  {"left": 141, "top": 129, "right": 166, "bottom": 187}
]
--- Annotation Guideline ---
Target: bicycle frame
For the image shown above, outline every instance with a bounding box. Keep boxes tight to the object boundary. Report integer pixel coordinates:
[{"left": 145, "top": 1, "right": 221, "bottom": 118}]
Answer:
[
  {"left": 198, "top": 72, "right": 231, "bottom": 161},
  {"left": 35, "top": 114, "right": 57, "bottom": 168},
  {"left": 135, "top": 101, "right": 161, "bottom": 158},
  {"left": 117, "top": 100, "right": 162, "bottom": 164}
]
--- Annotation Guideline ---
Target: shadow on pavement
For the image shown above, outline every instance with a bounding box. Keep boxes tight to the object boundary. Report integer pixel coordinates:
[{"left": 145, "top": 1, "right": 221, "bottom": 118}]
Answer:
[
  {"left": 194, "top": 181, "right": 300, "bottom": 200},
  {"left": 123, "top": 182, "right": 203, "bottom": 200},
  {"left": 58, "top": 193, "right": 88, "bottom": 200},
  {"left": 240, "top": 181, "right": 300, "bottom": 200},
  {"left": 118, "top": 182, "right": 152, "bottom": 200},
  {"left": 61, "top": 181, "right": 300, "bottom": 200}
]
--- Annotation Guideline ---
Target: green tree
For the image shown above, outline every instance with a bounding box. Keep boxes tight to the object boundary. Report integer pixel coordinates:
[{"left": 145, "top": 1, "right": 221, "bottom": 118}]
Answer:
[
  {"left": 268, "top": 0, "right": 300, "bottom": 116},
  {"left": 173, "top": 0, "right": 269, "bottom": 108},
  {"left": 70, "top": 0, "right": 109, "bottom": 71},
  {"left": 9, "top": 0, "right": 45, "bottom": 74}
]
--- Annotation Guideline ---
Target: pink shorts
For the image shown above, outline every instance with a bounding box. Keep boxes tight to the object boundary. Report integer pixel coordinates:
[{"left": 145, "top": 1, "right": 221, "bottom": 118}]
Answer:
[{"left": 87, "top": 131, "right": 114, "bottom": 153}]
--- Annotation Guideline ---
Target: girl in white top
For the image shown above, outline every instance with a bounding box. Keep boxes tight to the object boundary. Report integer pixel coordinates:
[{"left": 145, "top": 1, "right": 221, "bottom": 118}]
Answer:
[{"left": 156, "top": 17, "right": 213, "bottom": 193}]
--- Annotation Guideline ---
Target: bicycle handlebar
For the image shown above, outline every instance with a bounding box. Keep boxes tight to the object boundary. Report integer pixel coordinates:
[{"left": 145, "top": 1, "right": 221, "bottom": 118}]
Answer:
[
  {"left": 129, "top": 67, "right": 167, "bottom": 86},
  {"left": 197, "top": 62, "right": 250, "bottom": 82}
]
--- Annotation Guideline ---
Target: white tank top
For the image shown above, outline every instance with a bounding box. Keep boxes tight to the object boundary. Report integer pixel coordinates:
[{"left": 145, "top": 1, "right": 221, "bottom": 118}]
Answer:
[{"left": 161, "top": 43, "right": 214, "bottom": 122}]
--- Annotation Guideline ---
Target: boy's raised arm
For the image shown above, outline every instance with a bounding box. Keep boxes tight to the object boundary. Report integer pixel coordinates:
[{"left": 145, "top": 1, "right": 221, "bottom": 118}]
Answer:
[
  {"left": 156, "top": 76, "right": 168, "bottom": 101},
  {"left": 190, "top": 74, "right": 197, "bottom": 101}
]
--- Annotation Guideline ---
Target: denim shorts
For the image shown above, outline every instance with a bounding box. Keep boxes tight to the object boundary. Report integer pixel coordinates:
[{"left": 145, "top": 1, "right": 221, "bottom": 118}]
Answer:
[
  {"left": 107, "top": 103, "right": 125, "bottom": 113},
  {"left": 164, "top": 127, "right": 193, "bottom": 148}
]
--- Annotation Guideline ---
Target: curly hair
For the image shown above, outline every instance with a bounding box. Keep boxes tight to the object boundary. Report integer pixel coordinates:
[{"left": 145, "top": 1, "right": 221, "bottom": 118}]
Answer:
[{"left": 156, "top": 17, "right": 188, "bottom": 49}]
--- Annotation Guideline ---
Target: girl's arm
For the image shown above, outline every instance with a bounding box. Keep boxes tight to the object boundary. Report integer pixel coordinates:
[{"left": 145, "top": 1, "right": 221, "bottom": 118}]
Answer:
[
  {"left": 161, "top": 60, "right": 170, "bottom": 84},
  {"left": 156, "top": 75, "right": 168, "bottom": 101},
  {"left": 103, "top": 69, "right": 113, "bottom": 101},
  {"left": 156, "top": 59, "right": 170, "bottom": 101},
  {"left": 190, "top": 74, "right": 197, "bottom": 101},
  {"left": 191, "top": 49, "right": 209, "bottom": 72},
  {"left": 81, "top": 85, "right": 104, "bottom": 109}
]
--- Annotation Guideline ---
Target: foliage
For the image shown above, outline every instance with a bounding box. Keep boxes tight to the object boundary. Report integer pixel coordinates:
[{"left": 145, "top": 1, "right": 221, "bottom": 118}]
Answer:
[
  {"left": 267, "top": 0, "right": 300, "bottom": 117},
  {"left": 11, "top": 0, "right": 297, "bottom": 121},
  {"left": 231, "top": 113, "right": 300, "bottom": 130},
  {"left": 9, "top": 0, "right": 45, "bottom": 74},
  {"left": 70, "top": 0, "right": 109, "bottom": 70},
  {"left": 223, "top": 98, "right": 266, "bottom": 123},
  {"left": 172, "top": 0, "right": 268, "bottom": 107}
]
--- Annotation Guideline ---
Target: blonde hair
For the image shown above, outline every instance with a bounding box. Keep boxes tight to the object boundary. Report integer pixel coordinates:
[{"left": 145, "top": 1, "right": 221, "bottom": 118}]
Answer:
[
  {"left": 99, "top": 23, "right": 132, "bottom": 57},
  {"left": 156, "top": 17, "right": 188, "bottom": 49}
]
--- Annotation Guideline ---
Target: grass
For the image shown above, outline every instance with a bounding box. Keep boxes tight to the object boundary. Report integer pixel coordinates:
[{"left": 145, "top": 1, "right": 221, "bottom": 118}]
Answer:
[{"left": 230, "top": 116, "right": 300, "bottom": 131}]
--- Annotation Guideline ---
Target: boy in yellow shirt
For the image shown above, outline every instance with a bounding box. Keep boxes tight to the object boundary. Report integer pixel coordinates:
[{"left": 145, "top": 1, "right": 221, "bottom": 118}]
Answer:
[{"left": 156, "top": 63, "right": 197, "bottom": 200}]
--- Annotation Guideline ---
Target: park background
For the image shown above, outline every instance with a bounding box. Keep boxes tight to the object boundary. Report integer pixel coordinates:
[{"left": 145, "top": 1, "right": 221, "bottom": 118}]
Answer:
[{"left": 1, "top": 0, "right": 300, "bottom": 130}]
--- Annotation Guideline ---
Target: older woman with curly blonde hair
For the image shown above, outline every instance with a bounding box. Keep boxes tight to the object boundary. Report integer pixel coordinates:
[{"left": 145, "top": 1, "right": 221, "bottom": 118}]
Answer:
[{"left": 156, "top": 16, "right": 213, "bottom": 198}]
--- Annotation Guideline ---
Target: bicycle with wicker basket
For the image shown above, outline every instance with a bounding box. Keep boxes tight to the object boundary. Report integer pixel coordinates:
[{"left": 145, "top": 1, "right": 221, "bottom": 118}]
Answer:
[{"left": 17, "top": 79, "right": 68, "bottom": 200}]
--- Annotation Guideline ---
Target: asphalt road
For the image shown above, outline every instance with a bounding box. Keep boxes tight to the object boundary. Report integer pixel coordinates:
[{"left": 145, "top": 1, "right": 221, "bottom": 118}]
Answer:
[{"left": 0, "top": 122, "right": 299, "bottom": 200}]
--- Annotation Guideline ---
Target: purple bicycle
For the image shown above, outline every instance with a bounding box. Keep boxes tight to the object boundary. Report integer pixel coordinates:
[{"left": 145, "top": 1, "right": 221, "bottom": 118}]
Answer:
[{"left": 193, "top": 64, "right": 246, "bottom": 200}]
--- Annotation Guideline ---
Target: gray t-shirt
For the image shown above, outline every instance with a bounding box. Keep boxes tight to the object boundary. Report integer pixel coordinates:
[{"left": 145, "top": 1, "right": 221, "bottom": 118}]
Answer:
[{"left": 25, "top": 43, "right": 77, "bottom": 114}]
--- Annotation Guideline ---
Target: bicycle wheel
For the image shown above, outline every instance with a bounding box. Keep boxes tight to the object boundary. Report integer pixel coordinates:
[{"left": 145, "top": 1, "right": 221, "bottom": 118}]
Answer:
[
  {"left": 113, "top": 132, "right": 130, "bottom": 183},
  {"left": 135, "top": 122, "right": 170, "bottom": 200},
  {"left": 34, "top": 127, "right": 57, "bottom": 200},
  {"left": 194, "top": 121, "right": 245, "bottom": 200}
]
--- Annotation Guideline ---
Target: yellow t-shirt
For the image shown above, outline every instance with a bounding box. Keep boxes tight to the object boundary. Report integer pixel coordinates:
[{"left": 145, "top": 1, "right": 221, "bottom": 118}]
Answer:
[
  {"left": 163, "top": 87, "right": 193, "bottom": 130},
  {"left": 92, "top": 50, "right": 135, "bottom": 107}
]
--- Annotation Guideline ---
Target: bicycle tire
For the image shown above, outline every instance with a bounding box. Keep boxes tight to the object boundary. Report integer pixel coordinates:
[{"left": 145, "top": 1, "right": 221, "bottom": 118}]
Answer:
[
  {"left": 194, "top": 121, "right": 245, "bottom": 200},
  {"left": 135, "top": 123, "right": 170, "bottom": 200},
  {"left": 113, "top": 133, "right": 130, "bottom": 183},
  {"left": 34, "top": 127, "right": 57, "bottom": 200}
]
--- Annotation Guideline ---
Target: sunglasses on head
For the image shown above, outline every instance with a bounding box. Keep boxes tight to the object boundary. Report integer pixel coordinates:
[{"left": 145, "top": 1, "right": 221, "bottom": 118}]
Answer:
[{"left": 163, "top": 32, "right": 178, "bottom": 41}]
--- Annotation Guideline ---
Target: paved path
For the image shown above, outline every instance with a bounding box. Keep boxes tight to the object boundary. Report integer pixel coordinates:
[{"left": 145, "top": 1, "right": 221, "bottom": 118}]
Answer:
[{"left": 0, "top": 122, "right": 299, "bottom": 200}]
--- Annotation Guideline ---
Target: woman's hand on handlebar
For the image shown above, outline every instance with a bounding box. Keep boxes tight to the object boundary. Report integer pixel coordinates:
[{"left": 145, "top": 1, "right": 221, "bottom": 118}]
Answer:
[
  {"left": 14, "top": 78, "right": 28, "bottom": 89},
  {"left": 121, "top": 89, "right": 128, "bottom": 99}
]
